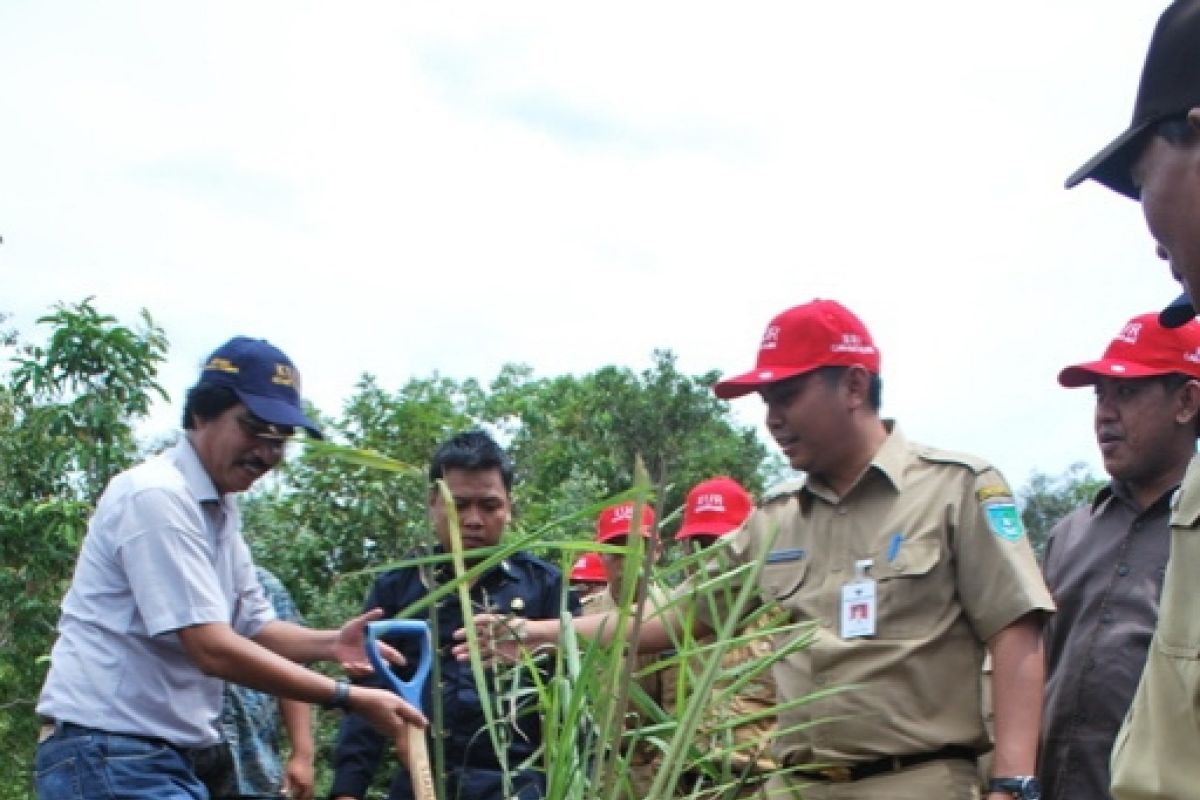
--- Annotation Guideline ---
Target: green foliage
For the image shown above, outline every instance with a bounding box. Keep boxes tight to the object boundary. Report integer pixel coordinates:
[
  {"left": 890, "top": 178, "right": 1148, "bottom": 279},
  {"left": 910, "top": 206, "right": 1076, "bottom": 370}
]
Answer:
[
  {"left": 0, "top": 299, "right": 167, "bottom": 800},
  {"left": 485, "top": 351, "right": 771, "bottom": 539},
  {"left": 1017, "top": 462, "right": 1106, "bottom": 559},
  {"left": 0, "top": 301, "right": 785, "bottom": 800}
]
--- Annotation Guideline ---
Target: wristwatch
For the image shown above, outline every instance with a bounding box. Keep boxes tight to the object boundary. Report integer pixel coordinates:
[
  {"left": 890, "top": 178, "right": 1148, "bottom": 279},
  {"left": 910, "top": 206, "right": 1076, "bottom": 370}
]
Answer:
[
  {"left": 988, "top": 776, "right": 1042, "bottom": 800},
  {"left": 323, "top": 678, "right": 353, "bottom": 710}
]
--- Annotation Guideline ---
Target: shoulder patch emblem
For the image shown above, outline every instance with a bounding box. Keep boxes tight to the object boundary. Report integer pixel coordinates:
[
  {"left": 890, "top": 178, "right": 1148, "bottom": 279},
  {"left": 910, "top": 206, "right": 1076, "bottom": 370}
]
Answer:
[
  {"left": 976, "top": 485, "right": 1011, "bottom": 503},
  {"left": 984, "top": 501, "right": 1025, "bottom": 542}
]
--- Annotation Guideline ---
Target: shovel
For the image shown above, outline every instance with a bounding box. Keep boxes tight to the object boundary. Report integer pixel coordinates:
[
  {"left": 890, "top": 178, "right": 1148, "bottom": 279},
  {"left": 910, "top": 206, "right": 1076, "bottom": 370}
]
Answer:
[{"left": 366, "top": 619, "right": 436, "bottom": 800}]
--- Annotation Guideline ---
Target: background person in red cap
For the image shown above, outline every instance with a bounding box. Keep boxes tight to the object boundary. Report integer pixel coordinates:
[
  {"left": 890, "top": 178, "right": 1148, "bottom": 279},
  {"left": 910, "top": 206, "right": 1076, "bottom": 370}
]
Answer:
[
  {"left": 585, "top": 500, "right": 674, "bottom": 800},
  {"left": 33, "top": 336, "right": 426, "bottom": 800},
  {"left": 459, "top": 299, "right": 1054, "bottom": 800},
  {"left": 665, "top": 477, "right": 778, "bottom": 797},
  {"left": 1065, "top": 3, "right": 1200, "bottom": 797},
  {"left": 569, "top": 552, "right": 609, "bottom": 601},
  {"left": 1039, "top": 313, "right": 1200, "bottom": 800}
]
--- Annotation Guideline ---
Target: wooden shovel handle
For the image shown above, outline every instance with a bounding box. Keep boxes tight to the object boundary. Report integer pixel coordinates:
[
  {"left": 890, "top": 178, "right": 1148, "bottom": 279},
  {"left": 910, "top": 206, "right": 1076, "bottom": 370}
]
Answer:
[{"left": 399, "top": 724, "right": 436, "bottom": 800}]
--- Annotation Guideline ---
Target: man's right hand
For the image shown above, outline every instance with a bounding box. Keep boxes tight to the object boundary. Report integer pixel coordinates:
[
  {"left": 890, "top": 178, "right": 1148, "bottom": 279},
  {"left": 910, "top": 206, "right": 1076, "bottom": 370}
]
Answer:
[
  {"left": 348, "top": 685, "right": 427, "bottom": 737},
  {"left": 452, "top": 612, "right": 551, "bottom": 663}
]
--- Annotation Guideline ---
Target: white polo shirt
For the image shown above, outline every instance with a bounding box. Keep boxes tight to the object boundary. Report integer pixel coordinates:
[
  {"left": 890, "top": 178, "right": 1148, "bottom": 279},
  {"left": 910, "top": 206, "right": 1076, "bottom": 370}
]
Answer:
[{"left": 36, "top": 438, "right": 275, "bottom": 748}]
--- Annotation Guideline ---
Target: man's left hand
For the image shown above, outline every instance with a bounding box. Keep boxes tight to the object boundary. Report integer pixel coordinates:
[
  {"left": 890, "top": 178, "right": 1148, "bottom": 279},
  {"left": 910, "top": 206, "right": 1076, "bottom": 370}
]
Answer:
[{"left": 334, "top": 608, "right": 405, "bottom": 677}]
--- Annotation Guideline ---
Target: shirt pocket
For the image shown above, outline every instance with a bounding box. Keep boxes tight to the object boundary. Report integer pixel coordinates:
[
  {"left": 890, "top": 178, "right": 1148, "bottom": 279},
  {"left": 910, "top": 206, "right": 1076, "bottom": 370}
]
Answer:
[
  {"left": 1160, "top": 492, "right": 1200, "bottom": 657},
  {"left": 869, "top": 537, "right": 942, "bottom": 639},
  {"left": 759, "top": 555, "right": 809, "bottom": 603}
]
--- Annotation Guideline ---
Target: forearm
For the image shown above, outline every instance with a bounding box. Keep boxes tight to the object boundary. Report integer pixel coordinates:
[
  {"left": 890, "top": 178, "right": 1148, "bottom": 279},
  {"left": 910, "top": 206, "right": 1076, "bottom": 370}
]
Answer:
[
  {"left": 179, "top": 622, "right": 340, "bottom": 706},
  {"left": 280, "top": 696, "right": 315, "bottom": 761},
  {"left": 987, "top": 612, "right": 1045, "bottom": 778},
  {"left": 539, "top": 610, "right": 700, "bottom": 652},
  {"left": 254, "top": 619, "right": 338, "bottom": 663}
]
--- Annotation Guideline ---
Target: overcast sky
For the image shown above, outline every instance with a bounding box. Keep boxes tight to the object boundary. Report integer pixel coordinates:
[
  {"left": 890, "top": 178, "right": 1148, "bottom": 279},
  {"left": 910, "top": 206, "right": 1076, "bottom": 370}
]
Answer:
[{"left": 0, "top": 2, "right": 1177, "bottom": 490}]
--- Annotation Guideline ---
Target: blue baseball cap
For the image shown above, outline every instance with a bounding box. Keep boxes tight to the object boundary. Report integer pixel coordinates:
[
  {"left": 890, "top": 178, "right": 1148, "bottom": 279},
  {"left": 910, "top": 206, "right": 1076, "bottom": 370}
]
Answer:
[{"left": 199, "top": 336, "right": 323, "bottom": 438}]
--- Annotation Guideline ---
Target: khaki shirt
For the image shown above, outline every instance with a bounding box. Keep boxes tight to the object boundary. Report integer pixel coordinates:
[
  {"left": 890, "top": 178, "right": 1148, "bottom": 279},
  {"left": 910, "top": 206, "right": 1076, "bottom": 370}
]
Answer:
[
  {"left": 1110, "top": 457, "right": 1200, "bottom": 800},
  {"left": 680, "top": 423, "right": 1053, "bottom": 768},
  {"left": 584, "top": 584, "right": 676, "bottom": 796},
  {"left": 659, "top": 611, "right": 779, "bottom": 775}
]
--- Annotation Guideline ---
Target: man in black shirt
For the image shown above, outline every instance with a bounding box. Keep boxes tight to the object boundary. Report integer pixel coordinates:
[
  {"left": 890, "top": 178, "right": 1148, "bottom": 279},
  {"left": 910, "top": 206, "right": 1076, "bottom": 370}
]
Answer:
[{"left": 330, "top": 430, "right": 578, "bottom": 800}]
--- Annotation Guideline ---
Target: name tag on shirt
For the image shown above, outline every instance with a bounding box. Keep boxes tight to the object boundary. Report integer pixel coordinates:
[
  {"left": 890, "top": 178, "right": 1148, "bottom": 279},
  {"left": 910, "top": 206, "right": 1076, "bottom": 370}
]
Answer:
[{"left": 841, "top": 579, "right": 877, "bottom": 638}]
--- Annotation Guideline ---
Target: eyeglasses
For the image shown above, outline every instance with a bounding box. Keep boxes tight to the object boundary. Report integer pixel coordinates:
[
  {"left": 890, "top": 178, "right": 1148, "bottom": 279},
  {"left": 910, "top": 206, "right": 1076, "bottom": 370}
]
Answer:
[{"left": 236, "top": 413, "right": 294, "bottom": 447}]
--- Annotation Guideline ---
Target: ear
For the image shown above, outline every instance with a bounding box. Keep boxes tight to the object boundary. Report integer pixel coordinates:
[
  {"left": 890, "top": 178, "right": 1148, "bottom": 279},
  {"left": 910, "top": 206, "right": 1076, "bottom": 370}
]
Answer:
[
  {"left": 1187, "top": 107, "right": 1200, "bottom": 134},
  {"left": 1175, "top": 379, "right": 1200, "bottom": 428},
  {"left": 842, "top": 365, "right": 873, "bottom": 411}
]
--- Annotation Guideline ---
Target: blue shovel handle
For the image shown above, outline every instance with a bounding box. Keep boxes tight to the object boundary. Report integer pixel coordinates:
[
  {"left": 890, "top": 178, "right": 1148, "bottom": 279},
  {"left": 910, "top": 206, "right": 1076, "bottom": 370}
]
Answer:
[{"left": 365, "top": 620, "right": 433, "bottom": 711}]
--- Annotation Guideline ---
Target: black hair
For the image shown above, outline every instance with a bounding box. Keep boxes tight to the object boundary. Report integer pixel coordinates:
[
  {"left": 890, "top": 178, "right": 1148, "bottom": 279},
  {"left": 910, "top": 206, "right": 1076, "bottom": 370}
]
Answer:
[
  {"left": 1155, "top": 114, "right": 1199, "bottom": 147},
  {"left": 817, "top": 366, "right": 883, "bottom": 411},
  {"left": 181, "top": 382, "right": 240, "bottom": 430},
  {"left": 429, "top": 429, "right": 515, "bottom": 491}
]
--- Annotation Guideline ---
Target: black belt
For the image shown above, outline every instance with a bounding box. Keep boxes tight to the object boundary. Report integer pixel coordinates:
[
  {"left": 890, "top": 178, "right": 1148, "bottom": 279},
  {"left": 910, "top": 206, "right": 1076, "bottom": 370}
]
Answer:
[
  {"left": 679, "top": 768, "right": 770, "bottom": 790},
  {"left": 790, "top": 745, "right": 977, "bottom": 783}
]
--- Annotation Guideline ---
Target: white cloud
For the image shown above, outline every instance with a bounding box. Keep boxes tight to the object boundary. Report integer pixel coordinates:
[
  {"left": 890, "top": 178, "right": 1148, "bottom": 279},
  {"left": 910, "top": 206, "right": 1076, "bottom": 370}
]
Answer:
[{"left": 0, "top": 1, "right": 1174, "bottom": 486}]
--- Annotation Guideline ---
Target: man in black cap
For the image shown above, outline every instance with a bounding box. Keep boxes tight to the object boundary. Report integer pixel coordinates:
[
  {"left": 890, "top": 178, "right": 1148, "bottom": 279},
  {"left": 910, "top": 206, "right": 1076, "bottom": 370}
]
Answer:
[
  {"left": 33, "top": 336, "right": 426, "bottom": 800},
  {"left": 1066, "top": 2, "right": 1200, "bottom": 797}
]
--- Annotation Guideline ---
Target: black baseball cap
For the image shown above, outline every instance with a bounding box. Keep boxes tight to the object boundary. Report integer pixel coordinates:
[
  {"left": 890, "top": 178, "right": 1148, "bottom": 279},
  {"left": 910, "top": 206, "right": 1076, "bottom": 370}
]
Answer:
[
  {"left": 199, "top": 336, "right": 323, "bottom": 438},
  {"left": 1160, "top": 292, "right": 1197, "bottom": 328},
  {"left": 1065, "top": 0, "right": 1200, "bottom": 200}
]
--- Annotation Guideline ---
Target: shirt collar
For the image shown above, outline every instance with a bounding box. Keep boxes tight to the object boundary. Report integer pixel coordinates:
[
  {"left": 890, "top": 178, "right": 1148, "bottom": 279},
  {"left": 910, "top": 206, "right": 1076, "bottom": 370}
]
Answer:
[
  {"left": 1097, "top": 479, "right": 1178, "bottom": 516},
  {"left": 801, "top": 419, "right": 906, "bottom": 502},
  {"left": 868, "top": 419, "right": 908, "bottom": 492},
  {"left": 174, "top": 436, "right": 221, "bottom": 505},
  {"left": 421, "top": 544, "right": 513, "bottom": 587}
]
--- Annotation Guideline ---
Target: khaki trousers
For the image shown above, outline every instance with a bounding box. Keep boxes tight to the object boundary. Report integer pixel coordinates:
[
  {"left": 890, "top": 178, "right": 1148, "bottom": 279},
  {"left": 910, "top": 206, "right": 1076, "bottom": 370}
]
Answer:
[{"left": 766, "top": 758, "right": 980, "bottom": 800}]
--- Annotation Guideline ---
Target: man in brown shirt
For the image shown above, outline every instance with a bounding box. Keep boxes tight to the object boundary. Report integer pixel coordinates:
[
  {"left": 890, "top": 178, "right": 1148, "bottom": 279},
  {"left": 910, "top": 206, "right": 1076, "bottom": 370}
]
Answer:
[
  {"left": 458, "top": 299, "right": 1054, "bottom": 800},
  {"left": 1039, "top": 313, "right": 1200, "bottom": 800}
]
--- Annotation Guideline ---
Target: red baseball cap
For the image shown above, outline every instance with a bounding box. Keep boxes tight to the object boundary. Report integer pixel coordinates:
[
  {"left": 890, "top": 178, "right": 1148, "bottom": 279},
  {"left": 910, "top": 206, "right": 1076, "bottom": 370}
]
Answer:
[
  {"left": 1058, "top": 312, "right": 1200, "bottom": 387},
  {"left": 713, "top": 299, "right": 881, "bottom": 400},
  {"left": 570, "top": 552, "right": 607, "bottom": 583},
  {"left": 595, "top": 501, "right": 656, "bottom": 543},
  {"left": 676, "top": 476, "right": 753, "bottom": 540}
]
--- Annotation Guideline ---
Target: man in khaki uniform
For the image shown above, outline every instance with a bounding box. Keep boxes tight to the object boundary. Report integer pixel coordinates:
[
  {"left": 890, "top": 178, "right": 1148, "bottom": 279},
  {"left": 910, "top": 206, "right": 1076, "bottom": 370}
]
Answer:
[
  {"left": 458, "top": 299, "right": 1053, "bottom": 800},
  {"left": 667, "top": 476, "right": 778, "bottom": 797},
  {"left": 1065, "top": 2, "right": 1200, "bottom": 798}
]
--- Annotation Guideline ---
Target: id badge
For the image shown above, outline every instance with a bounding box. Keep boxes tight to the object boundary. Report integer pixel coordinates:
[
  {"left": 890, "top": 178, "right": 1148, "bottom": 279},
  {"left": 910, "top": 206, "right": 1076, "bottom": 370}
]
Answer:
[{"left": 840, "top": 578, "right": 877, "bottom": 638}]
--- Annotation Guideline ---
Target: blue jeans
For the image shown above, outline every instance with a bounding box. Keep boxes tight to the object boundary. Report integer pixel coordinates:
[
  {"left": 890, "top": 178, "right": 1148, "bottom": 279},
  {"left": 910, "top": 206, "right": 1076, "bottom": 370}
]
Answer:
[{"left": 35, "top": 722, "right": 209, "bottom": 800}]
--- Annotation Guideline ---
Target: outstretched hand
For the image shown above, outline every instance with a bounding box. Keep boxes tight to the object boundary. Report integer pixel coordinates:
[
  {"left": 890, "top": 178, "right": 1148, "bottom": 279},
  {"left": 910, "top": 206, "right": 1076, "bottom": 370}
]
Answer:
[
  {"left": 334, "top": 608, "right": 406, "bottom": 677},
  {"left": 451, "top": 613, "right": 532, "bottom": 664}
]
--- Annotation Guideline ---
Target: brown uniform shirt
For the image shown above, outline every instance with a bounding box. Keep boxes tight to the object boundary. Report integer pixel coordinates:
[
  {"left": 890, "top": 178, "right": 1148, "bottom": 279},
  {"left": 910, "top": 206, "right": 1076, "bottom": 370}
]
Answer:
[
  {"left": 680, "top": 423, "right": 1054, "bottom": 769},
  {"left": 658, "top": 611, "right": 780, "bottom": 775},
  {"left": 584, "top": 585, "right": 676, "bottom": 797},
  {"left": 1040, "top": 482, "right": 1172, "bottom": 800},
  {"left": 1111, "top": 456, "right": 1200, "bottom": 800}
]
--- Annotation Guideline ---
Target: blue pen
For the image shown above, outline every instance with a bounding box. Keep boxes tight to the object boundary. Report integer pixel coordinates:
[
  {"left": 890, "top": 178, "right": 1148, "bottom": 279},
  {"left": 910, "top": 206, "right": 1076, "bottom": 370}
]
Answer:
[{"left": 887, "top": 533, "right": 903, "bottom": 562}]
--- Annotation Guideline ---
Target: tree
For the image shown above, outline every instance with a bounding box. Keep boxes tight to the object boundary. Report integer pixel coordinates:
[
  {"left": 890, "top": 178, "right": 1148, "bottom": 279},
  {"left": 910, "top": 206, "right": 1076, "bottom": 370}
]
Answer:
[
  {"left": 1017, "top": 462, "right": 1107, "bottom": 559},
  {"left": 484, "top": 350, "right": 772, "bottom": 539},
  {"left": 0, "top": 300, "right": 167, "bottom": 800},
  {"left": 244, "top": 353, "right": 772, "bottom": 797}
]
